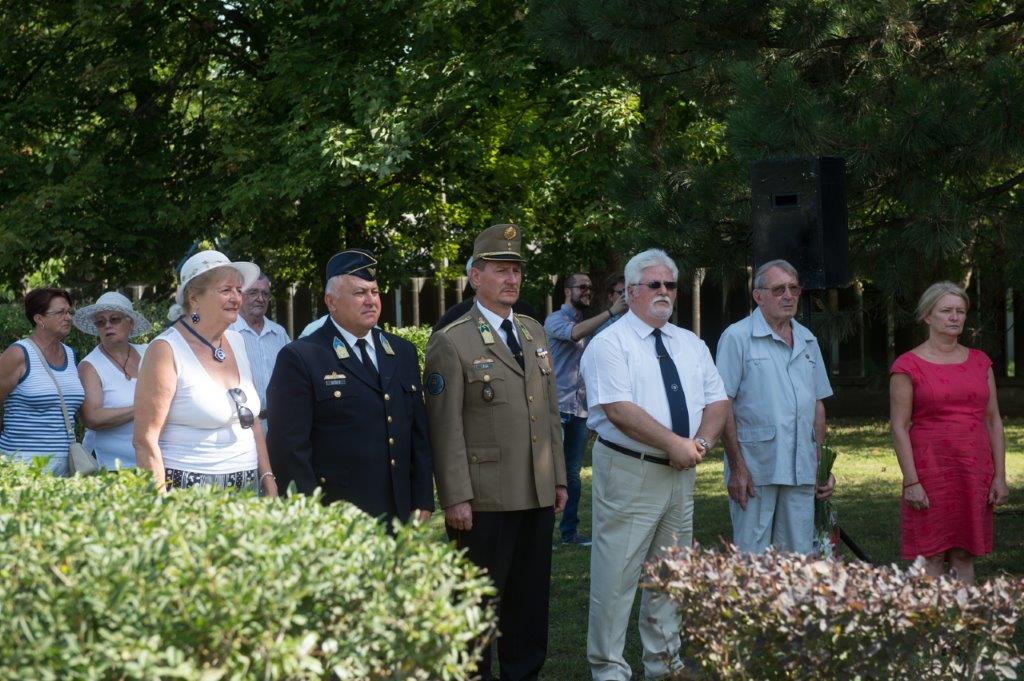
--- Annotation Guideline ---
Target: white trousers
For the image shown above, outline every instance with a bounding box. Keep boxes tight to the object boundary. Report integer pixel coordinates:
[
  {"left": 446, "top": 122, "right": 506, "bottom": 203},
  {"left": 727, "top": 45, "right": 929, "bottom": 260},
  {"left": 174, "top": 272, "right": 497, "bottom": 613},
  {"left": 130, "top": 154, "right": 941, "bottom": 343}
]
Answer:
[
  {"left": 587, "top": 440, "right": 695, "bottom": 681},
  {"left": 729, "top": 483, "right": 815, "bottom": 554}
]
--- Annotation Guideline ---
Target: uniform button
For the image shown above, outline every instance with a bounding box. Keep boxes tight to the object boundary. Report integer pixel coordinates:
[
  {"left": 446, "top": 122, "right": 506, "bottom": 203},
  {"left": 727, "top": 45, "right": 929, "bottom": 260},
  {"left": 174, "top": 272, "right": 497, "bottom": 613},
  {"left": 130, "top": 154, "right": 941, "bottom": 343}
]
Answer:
[
  {"left": 483, "top": 374, "right": 491, "bottom": 381},
  {"left": 318, "top": 477, "right": 326, "bottom": 484},
  {"left": 384, "top": 393, "right": 390, "bottom": 401},
  {"left": 531, "top": 415, "right": 537, "bottom": 422},
  {"left": 532, "top": 436, "right": 538, "bottom": 443},
  {"left": 471, "top": 455, "right": 478, "bottom": 463},
  {"left": 528, "top": 395, "right": 534, "bottom": 402},
  {"left": 387, "top": 415, "right": 393, "bottom": 423},
  {"left": 390, "top": 459, "right": 396, "bottom": 466},
  {"left": 333, "top": 390, "right": 341, "bottom": 398},
  {"left": 388, "top": 437, "right": 395, "bottom": 445}
]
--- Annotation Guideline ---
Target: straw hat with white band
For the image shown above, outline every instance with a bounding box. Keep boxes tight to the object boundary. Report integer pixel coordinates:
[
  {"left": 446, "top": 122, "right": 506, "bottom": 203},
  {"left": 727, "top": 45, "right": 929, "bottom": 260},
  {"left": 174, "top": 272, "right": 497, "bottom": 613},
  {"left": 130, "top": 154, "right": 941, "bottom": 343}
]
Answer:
[{"left": 73, "top": 291, "right": 152, "bottom": 338}]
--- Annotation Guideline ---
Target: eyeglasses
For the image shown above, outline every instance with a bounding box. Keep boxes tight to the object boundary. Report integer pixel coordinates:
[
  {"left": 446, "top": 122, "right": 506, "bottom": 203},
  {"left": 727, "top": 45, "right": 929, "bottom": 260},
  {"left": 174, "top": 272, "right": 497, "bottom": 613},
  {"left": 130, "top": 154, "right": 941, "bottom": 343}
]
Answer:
[
  {"left": 632, "top": 280, "right": 678, "bottom": 291},
  {"left": 759, "top": 284, "right": 802, "bottom": 297},
  {"left": 228, "top": 388, "right": 255, "bottom": 429},
  {"left": 94, "top": 315, "right": 126, "bottom": 327},
  {"left": 245, "top": 290, "right": 271, "bottom": 300},
  {"left": 569, "top": 284, "right": 593, "bottom": 292},
  {"left": 43, "top": 308, "right": 74, "bottom": 317}
]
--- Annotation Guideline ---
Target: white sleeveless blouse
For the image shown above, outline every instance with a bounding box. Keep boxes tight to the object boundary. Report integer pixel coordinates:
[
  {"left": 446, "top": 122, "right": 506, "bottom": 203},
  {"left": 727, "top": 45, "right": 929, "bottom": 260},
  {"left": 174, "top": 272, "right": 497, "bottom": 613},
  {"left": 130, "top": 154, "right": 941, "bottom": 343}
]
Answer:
[
  {"left": 151, "top": 327, "right": 259, "bottom": 474},
  {"left": 80, "top": 343, "right": 147, "bottom": 469}
]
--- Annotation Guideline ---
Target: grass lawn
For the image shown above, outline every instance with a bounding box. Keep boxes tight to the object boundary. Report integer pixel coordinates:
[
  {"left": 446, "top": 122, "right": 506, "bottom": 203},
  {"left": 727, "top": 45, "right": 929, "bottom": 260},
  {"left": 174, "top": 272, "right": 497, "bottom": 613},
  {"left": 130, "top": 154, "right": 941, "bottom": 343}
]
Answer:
[{"left": 431, "top": 417, "right": 1024, "bottom": 680}]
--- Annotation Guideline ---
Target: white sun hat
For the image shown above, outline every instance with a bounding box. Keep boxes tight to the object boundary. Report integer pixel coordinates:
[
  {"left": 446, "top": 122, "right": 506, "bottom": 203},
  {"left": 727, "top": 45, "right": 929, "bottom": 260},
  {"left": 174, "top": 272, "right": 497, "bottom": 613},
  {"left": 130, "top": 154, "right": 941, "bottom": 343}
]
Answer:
[
  {"left": 175, "top": 250, "right": 261, "bottom": 306},
  {"left": 73, "top": 291, "right": 152, "bottom": 338}
]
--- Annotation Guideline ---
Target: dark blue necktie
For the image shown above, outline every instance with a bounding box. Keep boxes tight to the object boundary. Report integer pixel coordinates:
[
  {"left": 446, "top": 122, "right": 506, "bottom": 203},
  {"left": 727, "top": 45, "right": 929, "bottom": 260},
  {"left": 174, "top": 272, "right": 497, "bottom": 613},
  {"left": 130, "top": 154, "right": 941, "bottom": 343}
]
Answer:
[
  {"left": 356, "top": 338, "right": 379, "bottom": 383},
  {"left": 652, "top": 328, "right": 689, "bottom": 438},
  {"left": 500, "top": 319, "right": 525, "bottom": 370}
]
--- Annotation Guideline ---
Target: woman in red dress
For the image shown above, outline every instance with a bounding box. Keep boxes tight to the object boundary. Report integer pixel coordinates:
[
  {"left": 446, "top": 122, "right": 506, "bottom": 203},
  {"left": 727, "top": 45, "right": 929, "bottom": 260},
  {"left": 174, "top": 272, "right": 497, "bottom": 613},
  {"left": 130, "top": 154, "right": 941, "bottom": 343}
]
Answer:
[{"left": 890, "top": 281, "right": 1010, "bottom": 582}]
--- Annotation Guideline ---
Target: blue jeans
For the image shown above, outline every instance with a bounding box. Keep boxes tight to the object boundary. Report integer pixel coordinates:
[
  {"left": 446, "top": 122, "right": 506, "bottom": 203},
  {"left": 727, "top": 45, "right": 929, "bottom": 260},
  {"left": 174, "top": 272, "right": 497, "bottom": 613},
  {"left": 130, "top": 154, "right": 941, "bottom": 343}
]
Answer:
[{"left": 559, "top": 412, "right": 589, "bottom": 540}]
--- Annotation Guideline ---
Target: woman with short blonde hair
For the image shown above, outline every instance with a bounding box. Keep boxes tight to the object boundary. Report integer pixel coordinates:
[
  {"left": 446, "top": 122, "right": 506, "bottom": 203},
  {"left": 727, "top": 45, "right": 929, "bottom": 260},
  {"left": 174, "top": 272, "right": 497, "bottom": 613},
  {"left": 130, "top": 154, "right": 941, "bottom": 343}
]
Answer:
[
  {"left": 134, "top": 250, "right": 277, "bottom": 496},
  {"left": 890, "top": 281, "right": 1009, "bottom": 582}
]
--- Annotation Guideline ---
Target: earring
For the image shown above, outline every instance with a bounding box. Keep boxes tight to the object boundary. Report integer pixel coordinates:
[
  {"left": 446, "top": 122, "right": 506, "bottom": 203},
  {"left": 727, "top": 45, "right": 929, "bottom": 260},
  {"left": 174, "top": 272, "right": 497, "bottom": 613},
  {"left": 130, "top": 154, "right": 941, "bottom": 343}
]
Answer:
[{"left": 191, "top": 312, "right": 200, "bottom": 324}]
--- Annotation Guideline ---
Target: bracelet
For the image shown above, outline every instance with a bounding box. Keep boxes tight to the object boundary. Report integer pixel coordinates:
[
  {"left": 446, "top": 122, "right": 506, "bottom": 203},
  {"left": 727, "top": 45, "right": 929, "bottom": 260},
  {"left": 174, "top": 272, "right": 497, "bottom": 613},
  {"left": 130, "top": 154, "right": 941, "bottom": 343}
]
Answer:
[
  {"left": 902, "top": 480, "right": 920, "bottom": 489},
  {"left": 260, "top": 471, "right": 276, "bottom": 484}
]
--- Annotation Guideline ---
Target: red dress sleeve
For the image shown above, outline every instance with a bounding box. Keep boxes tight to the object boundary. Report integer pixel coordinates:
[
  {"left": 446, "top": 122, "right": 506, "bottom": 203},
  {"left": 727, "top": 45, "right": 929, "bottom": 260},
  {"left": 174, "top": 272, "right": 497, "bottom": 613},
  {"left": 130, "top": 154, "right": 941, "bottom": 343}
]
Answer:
[{"left": 890, "top": 351, "right": 917, "bottom": 379}]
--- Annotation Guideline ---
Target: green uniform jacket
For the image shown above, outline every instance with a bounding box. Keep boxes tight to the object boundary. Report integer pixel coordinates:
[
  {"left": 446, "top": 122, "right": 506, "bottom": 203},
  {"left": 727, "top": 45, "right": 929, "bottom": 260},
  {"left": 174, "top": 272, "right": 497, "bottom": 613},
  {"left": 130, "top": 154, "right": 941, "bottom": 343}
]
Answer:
[{"left": 424, "top": 310, "right": 567, "bottom": 512}]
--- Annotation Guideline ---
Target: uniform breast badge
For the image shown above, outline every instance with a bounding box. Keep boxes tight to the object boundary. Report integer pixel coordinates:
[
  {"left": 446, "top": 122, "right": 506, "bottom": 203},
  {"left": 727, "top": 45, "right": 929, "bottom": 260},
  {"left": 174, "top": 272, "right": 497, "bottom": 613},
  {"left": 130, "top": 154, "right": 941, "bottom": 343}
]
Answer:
[
  {"left": 324, "top": 371, "right": 347, "bottom": 386},
  {"left": 535, "top": 347, "right": 552, "bottom": 375}
]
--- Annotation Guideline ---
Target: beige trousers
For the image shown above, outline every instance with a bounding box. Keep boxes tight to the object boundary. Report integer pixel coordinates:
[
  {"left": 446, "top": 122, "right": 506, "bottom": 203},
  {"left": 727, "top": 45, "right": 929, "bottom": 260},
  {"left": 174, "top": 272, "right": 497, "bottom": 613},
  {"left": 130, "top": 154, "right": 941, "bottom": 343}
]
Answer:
[{"left": 587, "top": 440, "right": 695, "bottom": 681}]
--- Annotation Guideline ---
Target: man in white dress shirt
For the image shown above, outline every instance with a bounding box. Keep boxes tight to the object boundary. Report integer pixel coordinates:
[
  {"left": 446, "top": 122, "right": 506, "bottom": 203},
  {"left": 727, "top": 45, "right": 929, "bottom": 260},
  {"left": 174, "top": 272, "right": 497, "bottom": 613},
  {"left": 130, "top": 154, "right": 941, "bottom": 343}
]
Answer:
[
  {"left": 230, "top": 273, "right": 290, "bottom": 430},
  {"left": 580, "top": 248, "right": 729, "bottom": 681}
]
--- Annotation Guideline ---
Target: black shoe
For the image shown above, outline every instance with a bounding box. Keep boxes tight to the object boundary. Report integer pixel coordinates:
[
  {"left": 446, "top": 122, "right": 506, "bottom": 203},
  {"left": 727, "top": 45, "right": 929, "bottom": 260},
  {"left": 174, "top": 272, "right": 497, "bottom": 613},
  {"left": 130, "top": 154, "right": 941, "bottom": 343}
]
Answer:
[{"left": 562, "top": 533, "right": 592, "bottom": 547}]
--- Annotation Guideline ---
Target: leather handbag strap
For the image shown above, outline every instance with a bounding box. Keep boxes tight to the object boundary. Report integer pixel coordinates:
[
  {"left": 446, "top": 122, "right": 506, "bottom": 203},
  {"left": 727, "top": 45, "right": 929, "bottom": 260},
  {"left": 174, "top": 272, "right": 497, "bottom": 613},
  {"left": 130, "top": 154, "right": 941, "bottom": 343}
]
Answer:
[{"left": 24, "top": 338, "right": 75, "bottom": 436}]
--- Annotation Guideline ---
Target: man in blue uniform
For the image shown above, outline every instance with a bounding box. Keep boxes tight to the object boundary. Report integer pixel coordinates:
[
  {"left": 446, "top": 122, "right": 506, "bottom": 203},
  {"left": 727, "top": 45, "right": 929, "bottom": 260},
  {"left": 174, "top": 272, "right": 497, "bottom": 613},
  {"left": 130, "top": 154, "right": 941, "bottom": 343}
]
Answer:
[{"left": 267, "top": 250, "right": 434, "bottom": 523}]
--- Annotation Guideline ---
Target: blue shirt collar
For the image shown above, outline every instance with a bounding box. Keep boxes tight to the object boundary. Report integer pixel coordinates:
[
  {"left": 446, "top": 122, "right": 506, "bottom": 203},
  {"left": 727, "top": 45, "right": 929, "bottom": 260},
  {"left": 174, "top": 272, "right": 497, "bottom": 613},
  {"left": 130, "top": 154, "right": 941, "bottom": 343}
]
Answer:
[{"left": 750, "top": 307, "right": 813, "bottom": 346}]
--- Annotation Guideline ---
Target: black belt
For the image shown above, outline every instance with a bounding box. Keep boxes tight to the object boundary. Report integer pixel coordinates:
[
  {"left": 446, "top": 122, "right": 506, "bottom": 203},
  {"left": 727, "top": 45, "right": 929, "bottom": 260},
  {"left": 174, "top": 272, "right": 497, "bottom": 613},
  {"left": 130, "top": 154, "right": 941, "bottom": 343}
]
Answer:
[{"left": 597, "top": 437, "right": 672, "bottom": 467}]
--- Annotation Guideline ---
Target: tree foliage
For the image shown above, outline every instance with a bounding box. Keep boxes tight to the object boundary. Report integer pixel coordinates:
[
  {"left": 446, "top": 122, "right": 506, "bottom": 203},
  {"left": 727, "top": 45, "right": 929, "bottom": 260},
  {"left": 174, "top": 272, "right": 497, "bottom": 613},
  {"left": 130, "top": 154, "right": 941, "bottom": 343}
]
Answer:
[{"left": 1, "top": 1, "right": 1022, "bottom": 314}]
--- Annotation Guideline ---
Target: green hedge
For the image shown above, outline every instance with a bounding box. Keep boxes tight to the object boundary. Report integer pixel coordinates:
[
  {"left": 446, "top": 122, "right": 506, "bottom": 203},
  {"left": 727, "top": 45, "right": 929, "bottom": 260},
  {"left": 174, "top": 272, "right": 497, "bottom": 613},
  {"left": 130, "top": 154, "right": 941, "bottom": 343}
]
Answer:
[
  {"left": 383, "top": 324, "right": 431, "bottom": 372},
  {"left": 0, "top": 461, "right": 495, "bottom": 680}
]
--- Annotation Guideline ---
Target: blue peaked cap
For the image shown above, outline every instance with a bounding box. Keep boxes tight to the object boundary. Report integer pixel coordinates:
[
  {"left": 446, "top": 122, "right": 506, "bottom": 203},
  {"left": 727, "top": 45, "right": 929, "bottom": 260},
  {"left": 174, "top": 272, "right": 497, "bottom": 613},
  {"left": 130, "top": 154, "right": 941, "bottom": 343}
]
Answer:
[{"left": 325, "top": 249, "right": 377, "bottom": 283}]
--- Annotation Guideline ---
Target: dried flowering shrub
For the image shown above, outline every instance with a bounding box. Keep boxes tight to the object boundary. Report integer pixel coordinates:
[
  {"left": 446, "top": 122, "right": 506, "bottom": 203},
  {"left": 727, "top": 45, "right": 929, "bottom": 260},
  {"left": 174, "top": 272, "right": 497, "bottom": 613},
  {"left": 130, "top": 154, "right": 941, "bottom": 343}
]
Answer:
[{"left": 646, "top": 544, "right": 1022, "bottom": 680}]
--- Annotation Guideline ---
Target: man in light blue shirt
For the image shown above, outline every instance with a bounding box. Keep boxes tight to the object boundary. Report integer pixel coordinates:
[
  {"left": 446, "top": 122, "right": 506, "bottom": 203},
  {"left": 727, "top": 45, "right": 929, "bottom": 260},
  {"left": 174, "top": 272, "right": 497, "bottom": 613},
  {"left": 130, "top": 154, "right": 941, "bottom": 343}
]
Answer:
[
  {"left": 230, "top": 273, "right": 291, "bottom": 431},
  {"left": 544, "top": 272, "right": 627, "bottom": 546},
  {"left": 716, "top": 259, "right": 835, "bottom": 554}
]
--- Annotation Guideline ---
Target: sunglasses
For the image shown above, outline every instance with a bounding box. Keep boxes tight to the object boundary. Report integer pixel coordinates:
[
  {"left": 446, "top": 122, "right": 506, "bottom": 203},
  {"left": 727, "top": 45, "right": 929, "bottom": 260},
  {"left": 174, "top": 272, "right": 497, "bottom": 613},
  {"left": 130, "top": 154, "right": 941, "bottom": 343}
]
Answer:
[
  {"left": 632, "top": 280, "right": 678, "bottom": 291},
  {"left": 94, "top": 315, "right": 126, "bottom": 327},
  {"left": 569, "top": 284, "right": 593, "bottom": 292},
  {"left": 759, "top": 284, "right": 802, "bottom": 297},
  {"left": 228, "top": 388, "right": 255, "bottom": 429}
]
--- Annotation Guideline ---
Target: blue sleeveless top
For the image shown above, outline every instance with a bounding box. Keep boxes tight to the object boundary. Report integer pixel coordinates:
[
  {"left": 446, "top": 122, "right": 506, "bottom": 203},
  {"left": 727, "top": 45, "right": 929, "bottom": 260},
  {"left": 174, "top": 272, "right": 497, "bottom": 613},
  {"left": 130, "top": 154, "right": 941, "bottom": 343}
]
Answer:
[{"left": 0, "top": 340, "right": 85, "bottom": 462}]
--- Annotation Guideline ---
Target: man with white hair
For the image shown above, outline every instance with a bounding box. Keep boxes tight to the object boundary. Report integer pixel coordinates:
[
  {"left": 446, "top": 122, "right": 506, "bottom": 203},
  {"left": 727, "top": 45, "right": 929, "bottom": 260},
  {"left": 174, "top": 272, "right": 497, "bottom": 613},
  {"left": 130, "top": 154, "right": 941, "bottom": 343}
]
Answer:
[
  {"left": 715, "top": 259, "right": 834, "bottom": 554},
  {"left": 580, "top": 248, "right": 729, "bottom": 680},
  {"left": 267, "top": 249, "right": 434, "bottom": 525},
  {"left": 230, "top": 273, "right": 290, "bottom": 431}
]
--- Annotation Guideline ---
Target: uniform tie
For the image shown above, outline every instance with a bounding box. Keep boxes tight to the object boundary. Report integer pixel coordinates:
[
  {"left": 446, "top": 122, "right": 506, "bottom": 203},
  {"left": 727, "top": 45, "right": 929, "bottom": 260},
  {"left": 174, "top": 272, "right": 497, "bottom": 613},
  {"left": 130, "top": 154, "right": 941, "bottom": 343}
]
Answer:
[
  {"left": 651, "top": 328, "right": 689, "bottom": 438},
  {"left": 500, "top": 319, "right": 525, "bottom": 370},
  {"left": 356, "top": 338, "right": 379, "bottom": 383}
]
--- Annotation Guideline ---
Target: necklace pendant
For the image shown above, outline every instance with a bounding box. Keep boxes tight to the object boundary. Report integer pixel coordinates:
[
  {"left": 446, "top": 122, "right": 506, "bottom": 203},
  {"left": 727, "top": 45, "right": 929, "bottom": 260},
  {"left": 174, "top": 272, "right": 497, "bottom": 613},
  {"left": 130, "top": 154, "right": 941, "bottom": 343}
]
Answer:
[{"left": 213, "top": 347, "right": 226, "bottom": 362}]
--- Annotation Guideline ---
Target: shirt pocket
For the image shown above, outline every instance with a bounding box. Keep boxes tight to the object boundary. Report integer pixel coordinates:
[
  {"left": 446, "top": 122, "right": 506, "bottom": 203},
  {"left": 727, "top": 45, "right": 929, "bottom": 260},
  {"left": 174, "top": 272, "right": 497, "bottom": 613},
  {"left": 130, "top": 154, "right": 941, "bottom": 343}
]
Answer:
[
  {"left": 313, "top": 381, "right": 358, "bottom": 420},
  {"left": 467, "top": 367, "right": 509, "bottom": 406},
  {"left": 736, "top": 425, "right": 776, "bottom": 444},
  {"left": 400, "top": 378, "right": 421, "bottom": 405}
]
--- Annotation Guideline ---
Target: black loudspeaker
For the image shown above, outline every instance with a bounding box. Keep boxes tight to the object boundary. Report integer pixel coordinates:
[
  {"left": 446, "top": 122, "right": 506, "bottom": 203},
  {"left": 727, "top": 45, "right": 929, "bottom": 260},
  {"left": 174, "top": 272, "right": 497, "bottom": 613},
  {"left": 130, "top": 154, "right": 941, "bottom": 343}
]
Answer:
[{"left": 750, "top": 156, "right": 849, "bottom": 290}]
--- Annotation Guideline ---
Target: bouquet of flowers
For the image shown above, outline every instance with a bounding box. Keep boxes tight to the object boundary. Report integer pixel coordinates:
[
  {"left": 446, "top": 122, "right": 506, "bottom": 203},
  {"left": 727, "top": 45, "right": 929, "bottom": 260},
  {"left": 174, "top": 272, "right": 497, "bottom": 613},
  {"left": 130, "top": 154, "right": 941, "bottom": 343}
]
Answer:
[{"left": 812, "top": 444, "right": 839, "bottom": 559}]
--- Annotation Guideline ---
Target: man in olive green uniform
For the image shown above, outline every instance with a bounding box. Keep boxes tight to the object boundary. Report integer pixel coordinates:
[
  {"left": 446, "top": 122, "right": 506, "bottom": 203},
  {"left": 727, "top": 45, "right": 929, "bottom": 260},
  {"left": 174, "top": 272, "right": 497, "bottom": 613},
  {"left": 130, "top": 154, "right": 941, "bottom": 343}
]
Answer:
[{"left": 425, "top": 223, "right": 567, "bottom": 681}]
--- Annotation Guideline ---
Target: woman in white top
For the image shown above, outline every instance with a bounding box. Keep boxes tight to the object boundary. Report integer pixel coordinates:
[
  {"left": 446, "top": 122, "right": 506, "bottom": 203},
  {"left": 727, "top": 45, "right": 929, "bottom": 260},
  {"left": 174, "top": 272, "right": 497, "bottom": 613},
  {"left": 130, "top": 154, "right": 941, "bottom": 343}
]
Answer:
[
  {"left": 75, "top": 291, "right": 151, "bottom": 469},
  {"left": 134, "top": 250, "right": 277, "bottom": 496}
]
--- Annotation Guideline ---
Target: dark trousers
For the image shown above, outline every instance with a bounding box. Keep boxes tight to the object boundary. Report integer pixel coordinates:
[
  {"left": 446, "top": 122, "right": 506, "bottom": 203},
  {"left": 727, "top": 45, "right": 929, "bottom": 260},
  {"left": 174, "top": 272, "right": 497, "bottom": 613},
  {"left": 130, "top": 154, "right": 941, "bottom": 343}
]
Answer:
[
  {"left": 558, "top": 413, "right": 589, "bottom": 540},
  {"left": 448, "top": 507, "right": 555, "bottom": 681}
]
